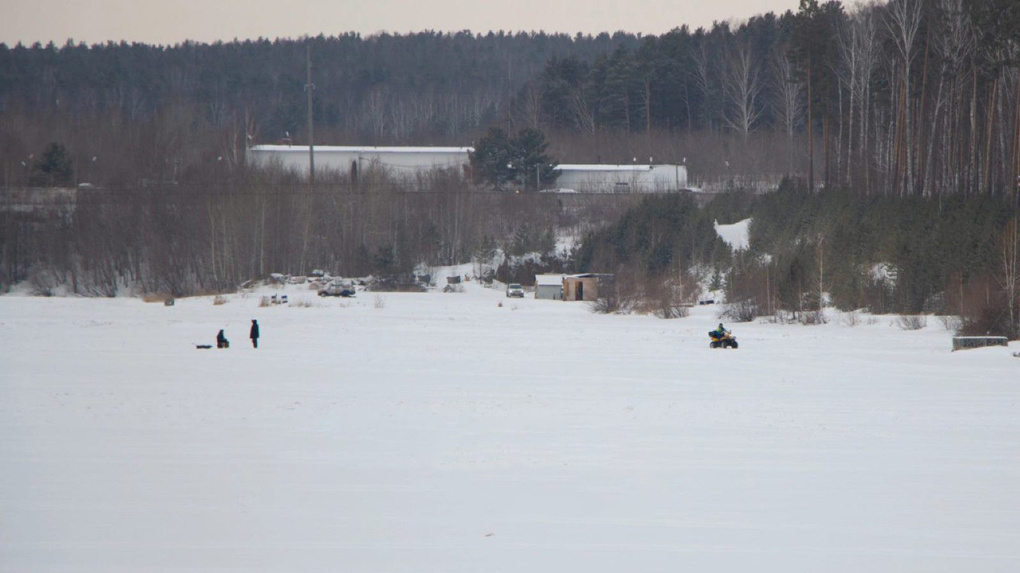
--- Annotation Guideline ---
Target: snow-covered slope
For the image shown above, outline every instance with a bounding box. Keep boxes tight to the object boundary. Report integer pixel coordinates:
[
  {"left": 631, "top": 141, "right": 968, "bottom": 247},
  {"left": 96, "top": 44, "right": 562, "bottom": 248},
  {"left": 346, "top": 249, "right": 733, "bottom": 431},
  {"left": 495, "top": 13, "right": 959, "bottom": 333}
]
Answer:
[
  {"left": 715, "top": 218, "right": 751, "bottom": 251},
  {"left": 2, "top": 284, "right": 1018, "bottom": 572}
]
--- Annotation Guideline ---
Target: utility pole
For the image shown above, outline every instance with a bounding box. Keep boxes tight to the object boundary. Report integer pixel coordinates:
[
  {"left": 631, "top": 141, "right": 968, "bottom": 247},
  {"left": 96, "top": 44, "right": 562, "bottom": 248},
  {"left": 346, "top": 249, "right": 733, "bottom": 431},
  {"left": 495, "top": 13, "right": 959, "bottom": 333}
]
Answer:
[
  {"left": 299, "top": 44, "right": 316, "bottom": 276},
  {"left": 306, "top": 45, "right": 315, "bottom": 188}
]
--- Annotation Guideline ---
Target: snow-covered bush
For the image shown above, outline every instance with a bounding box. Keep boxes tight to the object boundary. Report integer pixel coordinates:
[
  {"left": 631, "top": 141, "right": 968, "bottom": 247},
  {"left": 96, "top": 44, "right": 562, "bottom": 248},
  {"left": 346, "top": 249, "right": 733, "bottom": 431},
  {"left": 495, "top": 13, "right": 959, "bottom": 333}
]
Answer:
[
  {"left": 896, "top": 315, "right": 928, "bottom": 331},
  {"left": 653, "top": 304, "right": 690, "bottom": 319},
  {"left": 840, "top": 310, "right": 861, "bottom": 327},
  {"left": 800, "top": 310, "right": 828, "bottom": 325},
  {"left": 938, "top": 315, "right": 963, "bottom": 332},
  {"left": 719, "top": 299, "right": 759, "bottom": 323},
  {"left": 590, "top": 296, "right": 634, "bottom": 314}
]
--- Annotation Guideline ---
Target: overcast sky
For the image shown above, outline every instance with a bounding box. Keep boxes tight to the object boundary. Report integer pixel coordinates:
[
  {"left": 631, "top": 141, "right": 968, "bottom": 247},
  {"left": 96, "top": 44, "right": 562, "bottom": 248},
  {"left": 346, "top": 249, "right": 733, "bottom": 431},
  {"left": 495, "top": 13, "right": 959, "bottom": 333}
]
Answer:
[{"left": 2, "top": 0, "right": 804, "bottom": 46}]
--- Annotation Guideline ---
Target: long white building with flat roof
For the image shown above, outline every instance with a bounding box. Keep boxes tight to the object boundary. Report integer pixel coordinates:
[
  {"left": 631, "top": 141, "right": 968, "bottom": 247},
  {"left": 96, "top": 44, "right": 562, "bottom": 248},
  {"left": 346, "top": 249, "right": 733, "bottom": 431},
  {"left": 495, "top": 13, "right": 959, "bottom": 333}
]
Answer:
[
  {"left": 552, "top": 164, "right": 688, "bottom": 193},
  {"left": 248, "top": 145, "right": 689, "bottom": 193},
  {"left": 247, "top": 145, "right": 472, "bottom": 178}
]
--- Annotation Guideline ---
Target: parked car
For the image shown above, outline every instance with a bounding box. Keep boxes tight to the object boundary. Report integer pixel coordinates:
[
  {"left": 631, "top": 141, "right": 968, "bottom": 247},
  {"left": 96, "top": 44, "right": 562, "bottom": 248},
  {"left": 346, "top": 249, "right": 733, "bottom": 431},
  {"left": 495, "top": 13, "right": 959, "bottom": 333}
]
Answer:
[
  {"left": 506, "top": 283, "right": 525, "bottom": 298},
  {"left": 318, "top": 284, "right": 356, "bottom": 297}
]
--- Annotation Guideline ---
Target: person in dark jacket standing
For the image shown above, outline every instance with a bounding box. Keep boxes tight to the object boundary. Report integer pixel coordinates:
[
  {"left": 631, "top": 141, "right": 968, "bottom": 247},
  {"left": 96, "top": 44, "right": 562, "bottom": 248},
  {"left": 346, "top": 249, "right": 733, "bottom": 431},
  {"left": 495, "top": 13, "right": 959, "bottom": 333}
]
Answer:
[{"left": 249, "top": 319, "right": 260, "bottom": 349}]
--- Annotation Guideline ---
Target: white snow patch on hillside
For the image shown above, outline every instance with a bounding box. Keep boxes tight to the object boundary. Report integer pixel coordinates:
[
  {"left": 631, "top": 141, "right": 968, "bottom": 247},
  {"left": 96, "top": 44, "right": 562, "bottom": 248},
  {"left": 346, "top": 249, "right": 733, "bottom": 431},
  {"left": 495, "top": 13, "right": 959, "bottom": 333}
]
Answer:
[
  {"left": 2, "top": 285, "right": 1019, "bottom": 572},
  {"left": 871, "top": 262, "right": 898, "bottom": 284},
  {"left": 555, "top": 233, "right": 577, "bottom": 256},
  {"left": 715, "top": 218, "right": 751, "bottom": 251}
]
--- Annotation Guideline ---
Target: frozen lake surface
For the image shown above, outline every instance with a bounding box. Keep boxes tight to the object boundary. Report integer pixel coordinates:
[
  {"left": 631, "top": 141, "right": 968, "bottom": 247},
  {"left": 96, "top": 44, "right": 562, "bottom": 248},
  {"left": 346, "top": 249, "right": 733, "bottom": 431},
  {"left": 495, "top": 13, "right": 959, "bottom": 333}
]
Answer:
[{"left": 2, "top": 282, "right": 1018, "bottom": 572}]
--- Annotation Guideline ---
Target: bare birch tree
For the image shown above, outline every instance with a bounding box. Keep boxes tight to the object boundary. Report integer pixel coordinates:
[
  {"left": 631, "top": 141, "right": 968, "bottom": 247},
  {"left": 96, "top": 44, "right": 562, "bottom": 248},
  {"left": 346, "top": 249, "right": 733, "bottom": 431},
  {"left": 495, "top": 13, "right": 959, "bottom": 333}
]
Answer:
[
  {"left": 721, "top": 37, "right": 765, "bottom": 136},
  {"left": 838, "top": 6, "right": 879, "bottom": 191},
  {"left": 692, "top": 40, "right": 716, "bottom": 130},
  {"left": 772, "top": 45, "right": 804, "bottom": 175},
  {"left": 885, "top": 0, "right": 923, "bottom": 195},
  {"left": 999, "top": 218, "right": 1020, "bottom": 338},
  {"left": 571, "top": 90, "right": 597, "bottom": 135},
  {"left": 930, "top": 0, "right": 974, "bottom": 196}
]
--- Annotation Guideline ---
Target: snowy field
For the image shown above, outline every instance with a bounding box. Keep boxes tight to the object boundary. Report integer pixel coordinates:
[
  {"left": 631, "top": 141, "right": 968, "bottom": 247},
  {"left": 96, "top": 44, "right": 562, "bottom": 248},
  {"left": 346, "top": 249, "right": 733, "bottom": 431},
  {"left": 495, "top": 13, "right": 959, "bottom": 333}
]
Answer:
[{"left": 2, "top": 283, "right": 1019, "bottom": 572}]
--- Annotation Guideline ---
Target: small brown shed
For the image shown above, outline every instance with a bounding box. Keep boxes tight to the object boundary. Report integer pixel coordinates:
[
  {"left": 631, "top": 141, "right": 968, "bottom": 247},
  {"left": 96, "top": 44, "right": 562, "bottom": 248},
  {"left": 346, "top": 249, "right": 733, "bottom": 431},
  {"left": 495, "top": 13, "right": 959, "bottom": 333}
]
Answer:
[{"left": 562, "top": 273, "right": 612, "bottom": 302}]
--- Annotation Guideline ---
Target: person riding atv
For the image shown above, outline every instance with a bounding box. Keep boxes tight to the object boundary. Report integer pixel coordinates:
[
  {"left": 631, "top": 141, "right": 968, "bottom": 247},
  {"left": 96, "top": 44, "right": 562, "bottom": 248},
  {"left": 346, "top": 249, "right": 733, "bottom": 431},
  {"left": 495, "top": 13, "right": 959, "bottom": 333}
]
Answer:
[{"left": 709, "top": 323, "right": 738, "bottom": 349}]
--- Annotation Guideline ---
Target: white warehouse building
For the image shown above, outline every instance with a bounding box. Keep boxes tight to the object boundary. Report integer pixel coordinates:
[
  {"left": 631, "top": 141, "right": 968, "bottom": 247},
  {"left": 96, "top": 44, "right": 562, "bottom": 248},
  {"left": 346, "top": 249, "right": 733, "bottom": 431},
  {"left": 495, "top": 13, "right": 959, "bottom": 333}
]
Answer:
[
  {"left": 247, "top": 145, "right": 472, "bottom": 178},
  {"left": 247, "top": 145, "right": 689, "bottom": 194},
  {"left": 552, "top": 164, "right": 688, "bottom": 193}
]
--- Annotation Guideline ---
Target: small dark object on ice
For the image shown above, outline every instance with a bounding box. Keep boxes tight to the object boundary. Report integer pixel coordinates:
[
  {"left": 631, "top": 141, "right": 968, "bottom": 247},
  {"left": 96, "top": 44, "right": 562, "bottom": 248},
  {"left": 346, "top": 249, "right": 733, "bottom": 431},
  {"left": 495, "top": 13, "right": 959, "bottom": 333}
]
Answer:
[{"left": 195, "top": 344, "right": 213, "bottom": 349}]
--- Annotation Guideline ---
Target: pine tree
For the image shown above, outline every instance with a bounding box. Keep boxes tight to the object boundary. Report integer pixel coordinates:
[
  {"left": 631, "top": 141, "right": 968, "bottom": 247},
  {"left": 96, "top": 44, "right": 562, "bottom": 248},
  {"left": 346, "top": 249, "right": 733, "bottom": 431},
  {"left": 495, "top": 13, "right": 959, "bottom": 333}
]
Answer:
[
  {"left": 469, "top": 127, "right": 558, "bottom": 191},
  {"left": 30, "top": 143, "right": 74, "bottom": 187}
]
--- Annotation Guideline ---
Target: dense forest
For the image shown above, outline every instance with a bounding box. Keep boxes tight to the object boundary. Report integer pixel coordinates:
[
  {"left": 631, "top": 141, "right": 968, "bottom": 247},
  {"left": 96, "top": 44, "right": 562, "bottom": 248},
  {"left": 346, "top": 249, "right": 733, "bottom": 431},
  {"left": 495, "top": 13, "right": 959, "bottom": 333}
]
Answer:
[
  {"left": 578, "top": 186, "right": 1019, "bottom": 336},
  {"left": 2, "top": 0, "right": 1018, "bottom": 193},
  {"left": 1, "top": 0, "right": 1019, "bottom": 336},
  {"left": 0, "top": 30, "right": 640, "bottom": 185}
]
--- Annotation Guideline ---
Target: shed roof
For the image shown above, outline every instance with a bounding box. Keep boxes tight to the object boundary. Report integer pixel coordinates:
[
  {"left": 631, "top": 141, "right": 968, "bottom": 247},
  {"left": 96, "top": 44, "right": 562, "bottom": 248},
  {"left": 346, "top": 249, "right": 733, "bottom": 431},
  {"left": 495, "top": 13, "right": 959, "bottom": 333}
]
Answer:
[{"left": 535, "top": 274, "right": 565, "bottom": 286}]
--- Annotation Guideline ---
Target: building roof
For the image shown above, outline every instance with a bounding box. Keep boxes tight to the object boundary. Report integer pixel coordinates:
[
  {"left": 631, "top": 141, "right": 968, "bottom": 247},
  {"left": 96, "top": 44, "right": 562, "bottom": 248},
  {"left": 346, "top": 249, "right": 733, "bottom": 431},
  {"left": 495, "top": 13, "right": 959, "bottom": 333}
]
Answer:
[
  {"left": 555, "top": 164, "right": 656, "bottom": 172},
  {"left": 250, "top": 145, "right": 473, "bottom": 154},
  {"left": 535, "top": 274, "right": 565, "bottom": 286}
]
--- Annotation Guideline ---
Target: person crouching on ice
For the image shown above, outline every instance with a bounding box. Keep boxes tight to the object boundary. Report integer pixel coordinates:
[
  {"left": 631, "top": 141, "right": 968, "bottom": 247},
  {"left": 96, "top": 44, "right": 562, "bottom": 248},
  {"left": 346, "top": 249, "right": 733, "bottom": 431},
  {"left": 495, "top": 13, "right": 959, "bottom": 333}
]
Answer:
[{"left": 216, "top": 329, "right": 229, "bottom": 349}]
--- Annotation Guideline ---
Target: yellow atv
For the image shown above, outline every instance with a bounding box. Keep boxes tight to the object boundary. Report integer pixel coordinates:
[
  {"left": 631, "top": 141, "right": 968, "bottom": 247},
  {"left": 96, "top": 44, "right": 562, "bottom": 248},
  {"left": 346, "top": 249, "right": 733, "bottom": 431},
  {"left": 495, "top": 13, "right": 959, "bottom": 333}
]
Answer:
[{"left": 709, "top": 330, "right": 739, "bottom": 349}]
